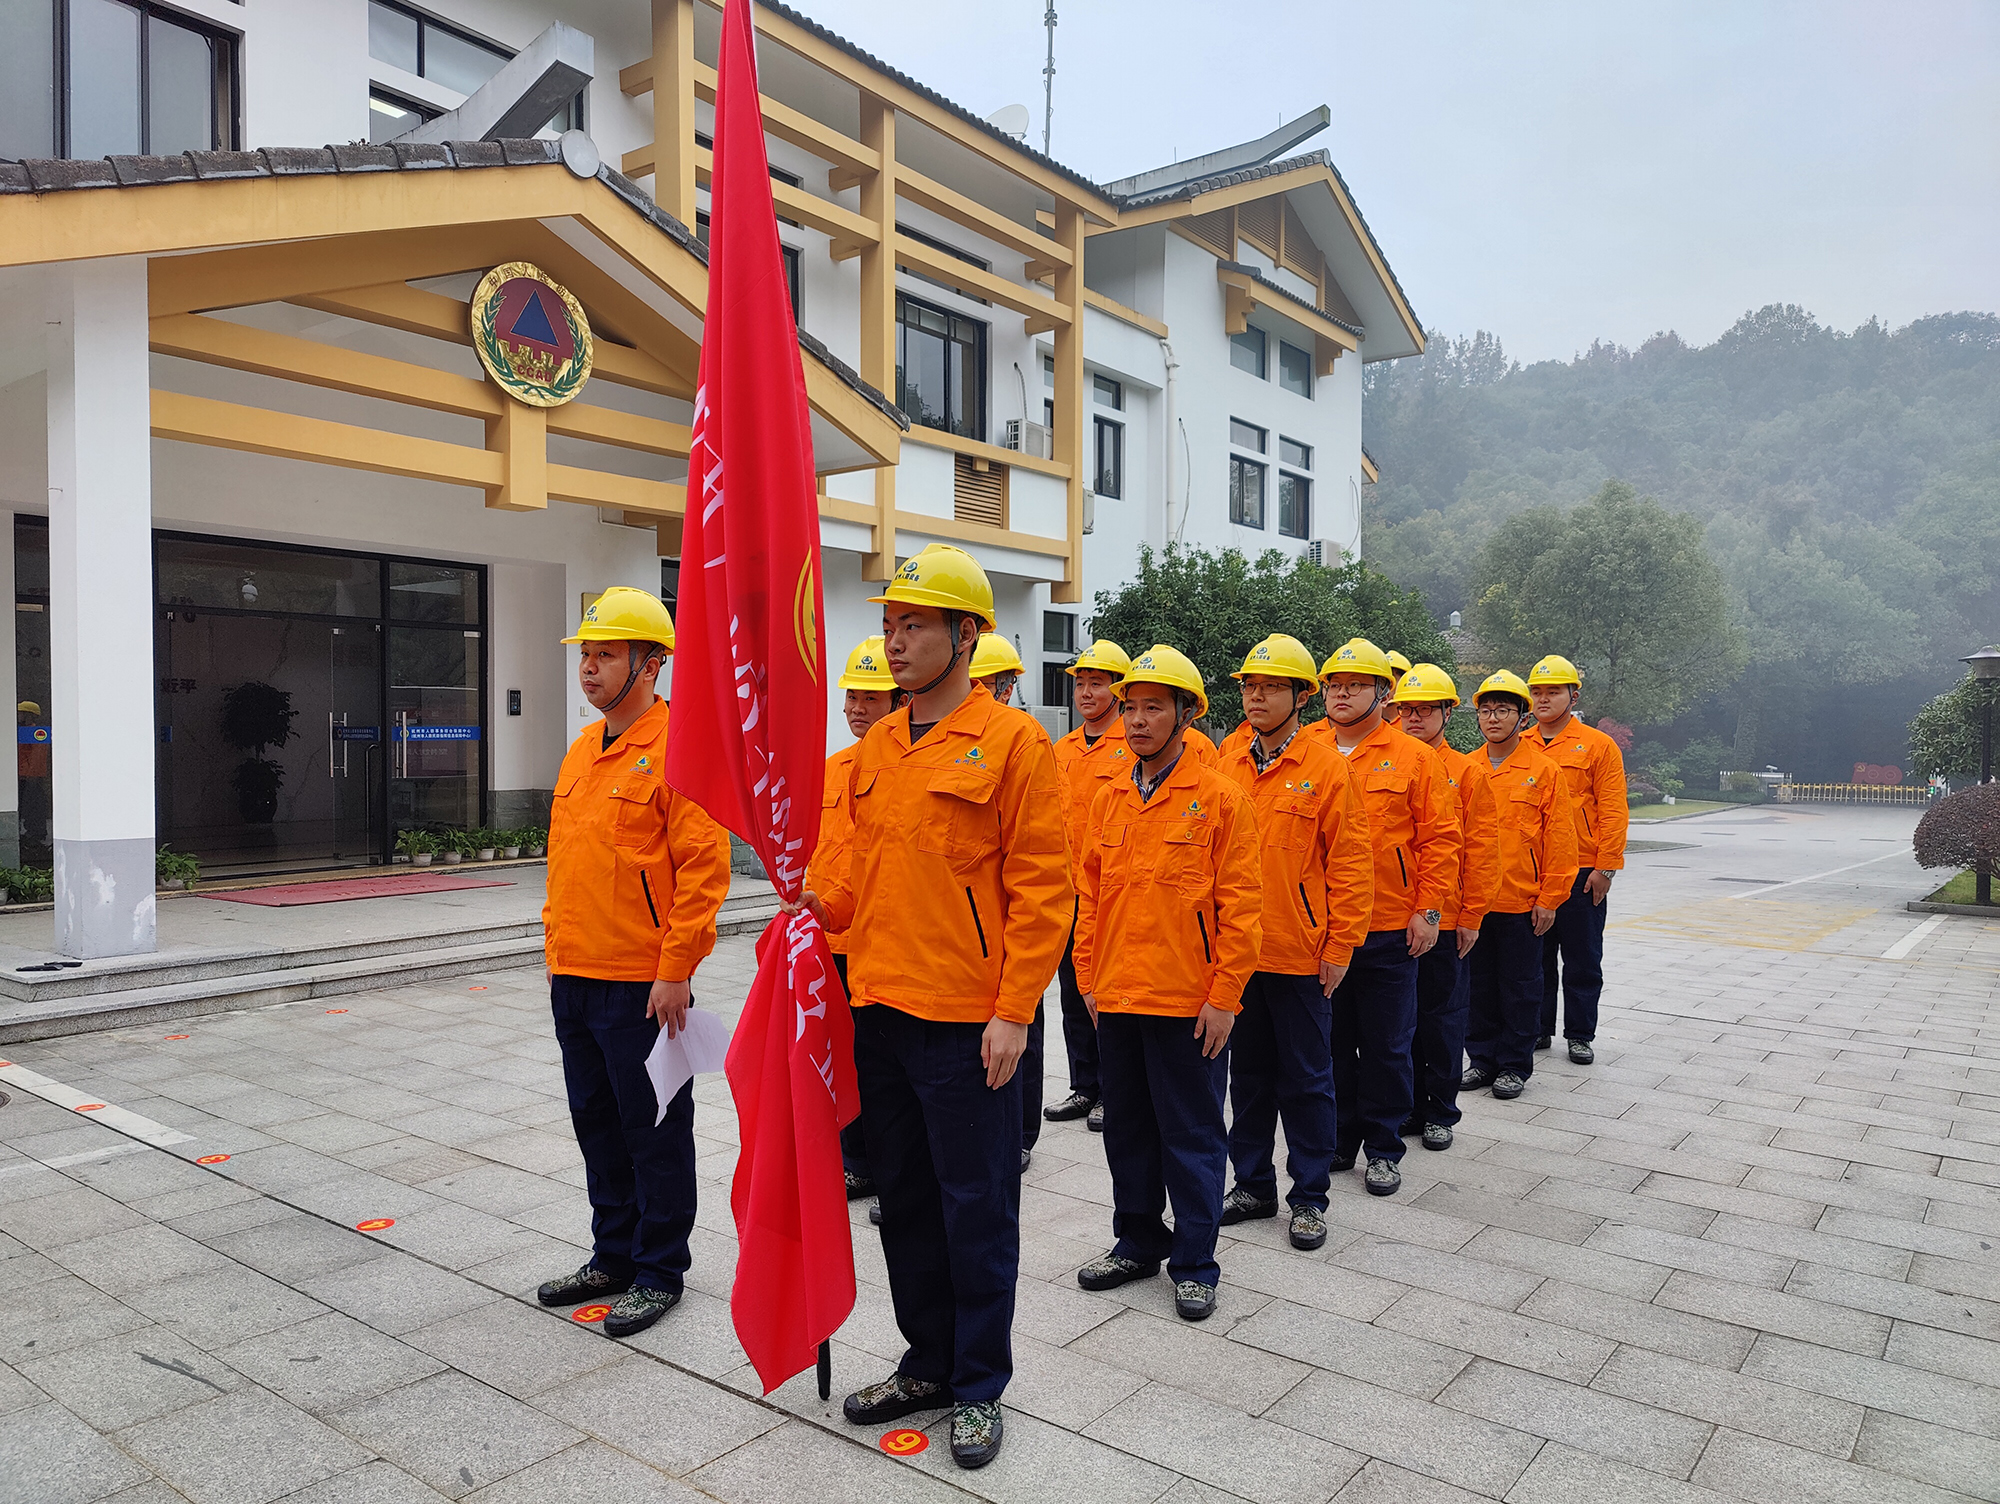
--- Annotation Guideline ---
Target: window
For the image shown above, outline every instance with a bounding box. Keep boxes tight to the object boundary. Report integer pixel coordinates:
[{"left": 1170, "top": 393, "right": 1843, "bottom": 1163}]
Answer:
[
  {"left": 660, "top": 558, "right": 680, "bottom": 616},
  {"left": 369, "top": 1, "right": 582, "bottom": 132},
  {"left": 1230, "top": 325, "right": 1267, "bottom": 379},
  {"left": 896, "top": 293, "right": 986, "bottom": 441},
  {"left": 368, "top": 88, "right": 436, "bottom": 144},
  {"left": 1230, "top": 418, "right": 1267, "bottom": 454},
  {"left": 1280, "top": 436, "right": 1312, "bottom": 469},
  {"left": 695, "top": 213, "right": 804, "bottom": 322},
  {"left": 1230, "top": 456, "right": 1267, "bottom": 529},
  {"left": 1043, "top": 612, "right": 1076, "bottom": 654},
  {"left": 1093, "top": 374, "right": 1123, "bottom": 410},
  {"left": 1042, "top": 662, "right": 1074, "bottom": 714},
  {"left": 1094, "top": 416, "right": 1123, "bottom": 499},
  {"left": 1279, "top": 340, "right": 1314, "bottom": 398},
  {"left": 1278, "top": 473, "right": 1310, "bottom": 539},
  {"left": 1, "top": 1, "right": 240, "bottom": 160}
]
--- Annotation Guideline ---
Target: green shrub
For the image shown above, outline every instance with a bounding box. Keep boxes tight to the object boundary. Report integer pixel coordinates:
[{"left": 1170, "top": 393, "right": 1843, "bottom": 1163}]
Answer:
[
  {"left": 155, "top": 845, "right": 201, "bottom": 887},
  {"left": 1913, "top": 785, "right": 2000, "bottom": 874}
]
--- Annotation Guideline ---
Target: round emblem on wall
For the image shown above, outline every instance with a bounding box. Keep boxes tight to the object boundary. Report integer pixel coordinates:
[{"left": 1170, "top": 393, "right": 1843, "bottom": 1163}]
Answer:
[{"left": 470, "top": 261, "right": 594, "bottom": 407}]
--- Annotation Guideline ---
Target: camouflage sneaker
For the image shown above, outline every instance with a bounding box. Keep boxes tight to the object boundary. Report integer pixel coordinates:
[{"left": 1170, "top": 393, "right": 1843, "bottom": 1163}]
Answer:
[
  {"left": 1219, "top": 1186, "right": 1278, "bottom": 1225},
  {"left": 844, "top": 1169, "right": 875, "bottom": 1200},
  {"left": 1077, "top": 1252, "right": 1159, "bottom": 1291},
  {"left": 536, "top": 1263, "right": 630, "bottom": 1308},
  {"left": 1289, "top": 1205, "right": 1328, "bottom": 1250},
  {"left": 843, "top": 1372, "right": 949, "bottom": 1426},
  {"left": 602, "top": 1284, "right": 680, "bottom": 1337},
  {"left": 1364, "top": 1158, "right": 1403, "bottom": 1197},
  {"left": 1461, "top": 1065, "right": 1494, "bottom": 1091},
  {"left": 1422, "top": 1123, "right": 1454, "bottom": 1151},
  {"left": 950, "top": 1401, "right": 1005, "bottom": 1468},
  {"left": 1173, "top": 1280, "right": 1218, "bottom": 1321},
  {"left": 1491, "top": 1072, "right": 1527, "bottom": 1100},
  {"left": 1568, "top": 1040, "right": 1595, "bottom": 1065},
  {"left": 1087, "top": 1100, "right": 1105, "bottom": 1133},
  {"left": 1044, "top": 1090, "right": 1094, "bottom": 1122}
]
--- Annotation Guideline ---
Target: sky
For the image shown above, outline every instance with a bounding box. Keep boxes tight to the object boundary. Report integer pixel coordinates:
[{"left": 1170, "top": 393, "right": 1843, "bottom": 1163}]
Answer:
[{"left": 784, "top": 0, "right": 2000, "bottom": 364}]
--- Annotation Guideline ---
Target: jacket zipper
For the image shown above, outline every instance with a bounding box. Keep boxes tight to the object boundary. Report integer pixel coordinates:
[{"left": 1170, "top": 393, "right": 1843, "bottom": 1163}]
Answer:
[
  {"left": 1196, "top": 911, "right": 1212, "bottom": 963},
  {"left": 1395, "top": 847, "right": 1409, "bottom": 889},
  {"left": 1529, "top": 849, "right": 1540, "bottom": 882},
  {"left": 965, "top": 887, "right": 989, "bottom": 957},
  {"left": 1581, "top": 808, "right": 1593, "bottom": 835},
  {"left": 1298, "top": 883, "right": 1319, "bottom": 928},
  {"left": 639, "top": 870, "right": 661, "bottom": 928}
]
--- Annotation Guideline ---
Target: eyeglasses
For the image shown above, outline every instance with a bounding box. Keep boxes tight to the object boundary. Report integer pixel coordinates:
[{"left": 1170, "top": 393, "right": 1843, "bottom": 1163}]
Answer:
[{"left": 1475, "top": 704, "right": 1522, "bottom": 718}]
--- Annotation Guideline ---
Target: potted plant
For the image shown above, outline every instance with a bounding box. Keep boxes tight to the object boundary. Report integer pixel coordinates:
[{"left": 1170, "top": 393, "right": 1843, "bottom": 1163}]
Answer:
[
  {"left": 525, "top": 825, "right": 548, "bottom": 858},
  {"left": 395, "top": 829, "right": 437, "bottom": 867},
  {"left": 474, "top": 829, "right": 498, "bottom": 861},
  {"left": 156, "top": 844, "right": 201, "bottom": 891},
  {"left": 439, "top": 829, "right": 466, "bottom": 865},
  {"left": 500, "top": 829, "right": 523, "bottom": 860},
  {"left": 219, "top": 681, "right": 299, "bottom": 824}
]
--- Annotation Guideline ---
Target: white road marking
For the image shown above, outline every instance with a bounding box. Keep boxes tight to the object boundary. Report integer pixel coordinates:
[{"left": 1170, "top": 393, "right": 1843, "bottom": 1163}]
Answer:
[
  {"left": 1881, "top": 914, "right": 1946, "bottom": 961},
  {"left": 0, "top": 1059, "right": 194, "bottom": 1147},
  {"left": 0, "top": 1141, "right": 150, "bottom": 1179},
  {"left": 1726, "top": 849, "right": 1911, "bottom": 900}
]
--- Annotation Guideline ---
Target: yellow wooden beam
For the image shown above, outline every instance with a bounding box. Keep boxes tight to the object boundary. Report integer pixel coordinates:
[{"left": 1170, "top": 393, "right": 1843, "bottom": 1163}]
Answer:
[
  {"left": 484, "top": 400, "right": 548, "bottom": 512},
  {"left": 893, "top": 234, "right": 1068, "bottom": 327},
  {"left": 148, "top": 312, "right": 503, "bottom": 418},
  {"left": 149, "top": 223, "right": 514, "bottom": 318},
  {"left": 547, "top": 403, "right": 692, "bottom": 457},
  {"left": 548, "top": 465, "right": 687, "bottom": 514},
  {"left": 1217, "top": 266, "right": 1359, "bottom": 352},
  {"left": 900, "top": 425, "right": 1070, "bottom": 481},
  {"left": 651, "top": 0, "right": 698, "bottom": 226},
  {"left": 152, "top": 389, "right": 502, "bottom": 489},
  {"left": 859, "top": 93, "right": 898, "bottom": 581},
  {"left": 897, "top": 166, "right": 1068, "bottom": 267},
  {"left": 1360, "top": 450, "right": 1379, "bottom": 485},
  {"left": 818, "top": 496, "right": 1068, "bottom": 559},
  {"left": 690, "top": 146, "right": 877, "bottom": 248},
  {"left": 621, "top": 56, "right": 882, "bottom": 181},
  {"left": 1082, "top": 288, "right": 1169, "bottom": 340},
  {"left": 1050, "top": 203, "right": 1086, "bottom": 604}
]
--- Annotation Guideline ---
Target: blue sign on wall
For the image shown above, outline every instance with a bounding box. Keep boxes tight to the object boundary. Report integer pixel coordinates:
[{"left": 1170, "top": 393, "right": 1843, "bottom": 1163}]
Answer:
[
  {"left": 17, "top": 726, "right": 49, "bottom": 744},
  {"left": 395, "top": 725, "right": 481, "bottom": 742},
  {"left": 334, "top": 726, "right": 382, "bottom": 742}
]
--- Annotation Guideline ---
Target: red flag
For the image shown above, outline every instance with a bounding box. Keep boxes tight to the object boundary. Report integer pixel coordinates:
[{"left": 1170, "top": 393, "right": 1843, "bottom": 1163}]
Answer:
[{"left": 662, "top": 0, "right": 858, "bottom": 1394}]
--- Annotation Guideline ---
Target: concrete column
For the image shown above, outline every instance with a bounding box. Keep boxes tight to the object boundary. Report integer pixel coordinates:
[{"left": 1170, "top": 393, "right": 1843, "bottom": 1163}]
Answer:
[
  {"left": 0, "top": 510, "right": 17, "bottom": 869},
  {"left": 46, "top": 258, "right": 156, "bottom": 957}
]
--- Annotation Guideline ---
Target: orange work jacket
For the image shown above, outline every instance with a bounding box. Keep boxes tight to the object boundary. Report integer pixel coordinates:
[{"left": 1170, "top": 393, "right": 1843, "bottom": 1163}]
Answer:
[
  {"left": 817, "top": 687, "right": 1072, "bottom": 1025},
  {"left": 1329, "top": 719, "right": 1462, "bottom": 933},
  {"left": 1054, "top": 716, "right": 1136, "bottom": 874},
  {"left": 543, "top": 698, "right": 733, "bottom": 983},
  {"left": 1075, "top": 751, "right": 1262, "bottom": 1017},
  {"left": 806, "top": 745, "right": 859, "bottom": 957},
  {"left": 1429, "top": 740, "right": 1501, "bottom": 931},
  {"left": 1218, "top": 727, "right": 1373, "bottom": 973},
  {"left": 1184, "top": 725, "right": 1220, "bottom": 767},
  {"left": 1536, "top": 715, "right": 1630, "bottom": 872},
  {"left": 1480, "top": 738, "right": 1580, "bottom": 913}
]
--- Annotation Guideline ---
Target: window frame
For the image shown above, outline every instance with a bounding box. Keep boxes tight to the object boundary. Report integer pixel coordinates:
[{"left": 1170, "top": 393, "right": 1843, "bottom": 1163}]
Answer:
[
  {"left": 1229, "top": 455, "right": 1268, "bottom": 530},
  {"left": 895, "top": 291, "right": 989, "bottom": 443},
  {"left": 1043, "top": 611, "right": 1076, "bottom": 655},
  {"left": 1278, "top": 339, "right": 1314, "bottom": 398},
  {"left": 1093, "top": 415, "right": 1123, "bottom": 499},
  {"left": 1229, "top": 417, "right": 1268, "bottom": 454},
  {"left": 1230, "top": 325, "right": 1268, "bottom": 379},
  {"left": 369, "top": 0, "right": 582, "bottom": 132},
  {"left": 1092, "top": 373, "right": 1123, "bottom": 410},
  {"left": 1279, "top": 435, "right": 1312, "bottom": 470},
  {"left": 1278, "top": 471, "right": 1311, "bottom": 539},
  {"left": 38, "top": 0, "right": 243, "bottom": 159}
]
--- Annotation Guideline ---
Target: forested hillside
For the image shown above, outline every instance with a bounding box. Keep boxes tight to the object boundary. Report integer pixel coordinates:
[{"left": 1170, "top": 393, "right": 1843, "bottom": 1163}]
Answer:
[{"left": 1361, "top": 306, "right": 2000, "bottom": 781}]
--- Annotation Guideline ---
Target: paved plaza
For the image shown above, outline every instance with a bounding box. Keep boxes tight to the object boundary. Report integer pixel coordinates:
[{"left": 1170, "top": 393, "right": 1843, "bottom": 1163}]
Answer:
[{"left": 2, "top": 803, "right": 1998, "bottom": 1504}]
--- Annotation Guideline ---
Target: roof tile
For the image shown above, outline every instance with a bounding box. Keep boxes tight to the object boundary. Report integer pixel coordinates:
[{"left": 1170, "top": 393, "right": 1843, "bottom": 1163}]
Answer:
[
  {"left": 389, "top": 142, "right": 453, "bottom": 170},
  {"left": 0, "top": 163, "right": 32, "bottom": 195},
  {"left": 22, "top": 159, "right": 120, "bottom": 192},
  {"left": 188, "top": 150, "right": 267, "bottom": 181},
  {"left": 109, "top": 154, "right": 198, "bottom": 187},
  {"left": 446, "top": 140, "right": 506, "bottom": 168},
  {"left": 497, "top": 138, "right": 560, "bottom": 167},
  {"left": 330, "top": 143, "right": 400, "bottom": 173},
  {"left": 260, "top": 147, "right": 338, "bottom": 176}
]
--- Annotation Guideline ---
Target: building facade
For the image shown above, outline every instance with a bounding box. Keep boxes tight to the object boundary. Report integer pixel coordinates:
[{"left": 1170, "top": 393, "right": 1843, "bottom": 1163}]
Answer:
[{"left": 0, "top": 0, "right": 1419, "bottom": 957}]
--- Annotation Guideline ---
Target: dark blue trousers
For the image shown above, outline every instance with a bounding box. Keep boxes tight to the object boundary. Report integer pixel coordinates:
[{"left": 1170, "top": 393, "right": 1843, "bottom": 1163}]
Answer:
[
  {"left": 833, "top": 954, "right": 869, "bottom": 1181},
  {"left": 1227, "top": 971, "right": 1336, "bottom": 1211},
  {"left": 1330, "top": 931, "right": 1419, "bottom": 1164},
  {"left": 1468, "top": 912, "right": 1544, "bottom": 1078},
  {"left": 550, "top": 975, "right": 696, "bottom": 1294},
  {"left": 1022, "top": 1003, "right": 1044, "bottom": 1154},
  {"left": 1098, "top": 1010, "right": 1229, "bottom": 1286},
  {"left": 1540, "top": 869, "right": 1605, "bottom": 1042},
  {"left": 855, "top": 1003, "right": 1022, "bottom": 1403},
  {"left": 1412, "top": 940, "right": 1470, "bottom": 1127},
  {"left": 1057, "top": 929, "right": 1101, "bottom": 1100}
]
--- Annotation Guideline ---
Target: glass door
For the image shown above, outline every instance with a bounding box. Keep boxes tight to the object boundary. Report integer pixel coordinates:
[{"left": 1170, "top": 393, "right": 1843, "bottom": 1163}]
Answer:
[
  {"left": 388, "top": 625, "right": 483, "bottom": 832},
  {"left": 329, "top": 624, "right": 384, "bottom": 863}
]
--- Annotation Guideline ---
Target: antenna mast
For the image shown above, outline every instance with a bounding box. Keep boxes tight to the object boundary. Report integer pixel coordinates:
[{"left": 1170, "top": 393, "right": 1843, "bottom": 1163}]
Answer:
[{"left": 1042, "top": 4, "right": 1057, "bottom": 154}]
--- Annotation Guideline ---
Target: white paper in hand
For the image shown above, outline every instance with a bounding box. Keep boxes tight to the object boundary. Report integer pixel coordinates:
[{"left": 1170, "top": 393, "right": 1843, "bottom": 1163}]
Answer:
[{"left": 646, "top": 1009, "right": 734, "bottom": 1124}]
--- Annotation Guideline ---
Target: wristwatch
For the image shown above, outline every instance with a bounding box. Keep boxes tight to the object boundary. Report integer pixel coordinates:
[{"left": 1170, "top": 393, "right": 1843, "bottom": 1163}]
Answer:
[{"left": 1421, "top": 909, "right": 1441, "bottom": 926}]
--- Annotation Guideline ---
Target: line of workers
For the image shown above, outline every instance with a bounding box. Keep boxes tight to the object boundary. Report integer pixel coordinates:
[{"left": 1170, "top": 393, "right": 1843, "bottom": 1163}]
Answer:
[{"left": 527, "top": 549, "right": 1627, "bottom": 1472}]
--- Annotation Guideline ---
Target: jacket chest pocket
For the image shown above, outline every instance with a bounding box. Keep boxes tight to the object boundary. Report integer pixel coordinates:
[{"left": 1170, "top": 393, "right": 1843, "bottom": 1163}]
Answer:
[
  {"left": 608, "top": 779, "right": 660, "bottom": 847},
  {"left": 1268, "top": 794, "right": 1318, "bottom": 851},
  {"left": 1157, "top": 820, "right": 1216, "bottom": 896},
  {"left": 916, "top": 765, "right": 1001, "bottom": 870}
]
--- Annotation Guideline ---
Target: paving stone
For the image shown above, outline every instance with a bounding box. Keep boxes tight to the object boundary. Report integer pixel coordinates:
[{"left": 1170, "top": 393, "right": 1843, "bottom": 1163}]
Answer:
[
  {"left": 1004, "top": 1331, "right": 1148, "bottom": 1430},
  {"left": 458, "top": 1440, "right": 709, "bottom": 1504},
  {"left": 117, "top": 1388, "right": 372, "bottom": 1504},
  {"left": 1069, "top": 1306, "right": 1310, "bottom": 1415},
  {"left": 1332, "top": 1236, "right": 1544, "bottom": 1310},
  {"left": 1513, "top": 1279, "right": 1755, "bottom": 1368},
  {"left": 1634, "top": 1172, "right": 1826, "bottom": 1227},
  {"left": 1083, "top": 1382, "right": 1363, "bottom": 1504},
  {"left": 1689, "top": 1426, "right": 1972, "bottom": 1504},
  {"left": 215, "top": 1312, "right": 445, "bottom": 1414},
  {"left": 1411, "top": 1181, "right": 1601, "bottom": 1244},
  {"left": 1907, "top": 1249, "right": 2000, "bottom": 1304},
  {"left": 271, "top": 1461, "right": 453, "bottom": 1503},
  {"left": 903, "top": 1402, "right": 1183, "bottom": 1504},
  {"left": 684, "top": 1417, "right": 973, "bottom": 1504},
  {"left": 49, "top": 1221, "right": 234, "bottom": 1291},
  {"left": 1883, "top": 1319, "right": 2000, "bottom": 1390},
  {"left": 1786, "top": 1259, "right": 2000, "bottom": 1339},
  {"left": 0, "top": 1271, "right": 154, "bottom": 1363},
  {"left": 1436, "top": 1356, "right": 1713, "bottom": 1478},
  {"left": 1589, "top": 1344, "right": 1863, "bottom": 1456},
  {"left": 1218, "top": 1240, "right": 1408, "bottom": 1321},
  {"left": 297, "top": 1253, "right": 498, "bottom": 1336},
  {"left": 117, "top": 1263, "right": 328, "bottom": 1352},
  {"left": 1327, "top": 1459, "right": 1488, "bottom": 1504},
  {"left": 1504, "top": 1441, "right": 1760, "bottom": 1504},
  {"left": 203, "top": 1212, "right": 385, "bottom": 1284},
  {"left": 536, "top": 1352, "right": 784, "bottom": 1472},
  {"left": 1853, "top": 1408, "right": 2000, "bottom": 1502},
  {"left": 1225, "top": 1299, "right": 1471, "bottom": 1399},
  {"left": 1653, "top": 1269, "right": 1891, "bottom": 1356},
  {"left": 1374, "top": 1288, "right": 1615, "bottom": 1384},
  {"left": 1583, "top": 1221, "right": 1794, "bottom": 1288},
  {"left": 0, "top": 1185, "right": 150, "bottom": 1252},
  {"left": 1457, "top": 1225, "right": 1670, "bottom": 1300},
  {"left": 329, "top": 1370, "right": 583, "bottom": 1499},
  {"left": 0, "top": 1401, "right": 153, "bottom": 1504},
  {"left": 1265, "top": 1367, "right": 1543, "bottom": 1495},
  {"left": 1741, "top": 1331, "right": 2000, "bottom": 1440},
  {"left": 1700, "top": 1210, "right": 1914, "bottom": 1278},
  {"left": 18, "top": 1326, "right": 248, "bottom": 1431},
  {"left": 1527, "top": 1177, "right": 1716, "bottom": 1234}
]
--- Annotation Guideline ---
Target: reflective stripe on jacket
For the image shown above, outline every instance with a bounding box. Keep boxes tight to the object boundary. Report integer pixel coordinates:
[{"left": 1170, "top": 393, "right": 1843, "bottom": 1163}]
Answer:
[
  {"left": 1480, "top": 738, "right": 1580, "bottom": 913},
  {"left": 1432, "top": 741, "right": 1501, "bottom": 930},
  {"left": 543, "top": 699, "right": 733, "bottom": 983},
  {"left": 817, "top": 687, "right": 1072, "bottom": 1025},
  {"left": 1218, "top": 728, "right": 1373, "bottom": 972},
  {"left": 1336, "top": 719, "right": 1463, "bottom": 933},
  {"left": 806, "top": 745, "right": 858, "bottom": 957},
  {"left": 1075, "top": 752, "right": 1262, "bottom": 1017},
  {"left": 1537, "top": 716, "right": 1630, "bottom": 871}
]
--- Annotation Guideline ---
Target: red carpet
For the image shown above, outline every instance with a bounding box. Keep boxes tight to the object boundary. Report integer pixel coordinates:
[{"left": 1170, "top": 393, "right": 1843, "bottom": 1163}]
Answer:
[{"left": 208, "top": 873, "right": 514, "bottom": 906}]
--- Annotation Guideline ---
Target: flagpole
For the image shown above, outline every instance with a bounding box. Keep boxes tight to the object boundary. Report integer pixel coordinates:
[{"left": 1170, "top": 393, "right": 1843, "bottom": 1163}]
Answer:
[{"left": 817, "top": 1338, "right": 831, "bottom": 1400}]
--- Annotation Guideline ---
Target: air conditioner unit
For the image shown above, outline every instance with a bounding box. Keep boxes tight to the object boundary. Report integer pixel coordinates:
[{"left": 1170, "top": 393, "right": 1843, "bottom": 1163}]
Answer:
[
  {"left": 1003, "top": 419, "right": 1053, "bottom": 459},
  {"left": 1033, "top": 706, "right": 1072, "bottom": 740},
  {"left": 1082, "top": 488, "right": 1095, "bottom": 535},
  {"left": 1305, "top": 539, "right": 1348, "bottom": 569}
]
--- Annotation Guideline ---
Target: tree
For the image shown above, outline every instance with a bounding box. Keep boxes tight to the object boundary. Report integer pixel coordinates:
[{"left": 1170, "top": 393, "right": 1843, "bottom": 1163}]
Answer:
[
  {"left": 1088, "top": 546, "right": 1453, "bottom": 733},
  {"left": 1470, "top": 481, "right": 1743, "bottom": 724},
  {"left": 1910, "top": 674, "right": 1999, "bottom": 780}
]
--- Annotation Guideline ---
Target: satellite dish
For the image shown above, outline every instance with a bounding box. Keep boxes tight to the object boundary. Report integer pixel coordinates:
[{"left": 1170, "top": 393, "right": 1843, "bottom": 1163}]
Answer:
[{"left": 986, "top": 103, "right": 1031, "bottom": 141}]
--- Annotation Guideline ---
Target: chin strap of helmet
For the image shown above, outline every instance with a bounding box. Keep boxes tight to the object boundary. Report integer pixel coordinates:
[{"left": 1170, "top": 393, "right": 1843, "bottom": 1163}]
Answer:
[
  {"left": 602, "top": 641, "right": 661, "bottom": 715},
  {"left": 912, "top": 611, "right": 973, "bottom": 698}
]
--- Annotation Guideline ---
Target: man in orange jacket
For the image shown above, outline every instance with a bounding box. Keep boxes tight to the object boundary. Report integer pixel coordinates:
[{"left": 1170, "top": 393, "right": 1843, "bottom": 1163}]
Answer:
[
  {"left": 1046, "top": 639, "right": 1135, "bottom": 1131},
  {"left": 807, "top": 637, "right": 903, "bottom": 1208},
  {"left": 1528, "top": 655, "right": 1629, "bottom": 1065},
  {"left": 536, "top": 587, "right": 733, "bottom": 1340},
  {"left": 1216, "top": 636, "right": 1372, "bottom": 1250},
  {"left": 803, "top": 545, "right": 1070, "bottom": 1470},
  {"left": 1319, "top": 639, "right": 1462, "bottom": 1196},
  {"left": 1463, "top": 671, "right": 1579, "bottom": 1101},
  {"left": 1073, "top": 646, "right": 1261, "bottom": 1322},
  {"left": 1392, "top": 665, "right": 1499, "bottom": 1150}
]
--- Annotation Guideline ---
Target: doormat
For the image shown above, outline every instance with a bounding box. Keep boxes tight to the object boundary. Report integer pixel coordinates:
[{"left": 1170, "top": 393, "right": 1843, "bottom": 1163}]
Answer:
[{"left": 207, "top": 874, "right": 514, "bottom": 906}]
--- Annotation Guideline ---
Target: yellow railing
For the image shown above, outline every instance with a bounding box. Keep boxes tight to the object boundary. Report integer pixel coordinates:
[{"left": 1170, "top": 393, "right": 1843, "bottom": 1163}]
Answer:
[{"left": 1775, "top": 783, "right": 1935, "bottom": 806}]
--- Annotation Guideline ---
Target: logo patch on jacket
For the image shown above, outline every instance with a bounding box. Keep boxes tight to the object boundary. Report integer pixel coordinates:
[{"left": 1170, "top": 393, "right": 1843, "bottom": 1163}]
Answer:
[
  {"left": 1184, "top": 799, "right": 1206, "bottom": 818},
  {"left": 955, "top": 746, "right": 987, "bottom": 767},
  {"left": 633, "top": 754, "right": 654, "bottom": 773}
]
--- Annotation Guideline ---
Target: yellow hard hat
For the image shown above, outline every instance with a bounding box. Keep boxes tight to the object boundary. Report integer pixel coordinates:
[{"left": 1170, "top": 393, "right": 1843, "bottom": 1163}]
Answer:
[
  {"left": 1476, "top": 669, "right": 1533, "bottom": 706},
  {"left": 971, "top": 633, "right": 1026, "bottom": 678},
  {"left": 1232, "top": 634, "right": 1320, "bottom": 687},
  {"left": 562, "top": 586, "right": 675, "bottom": 649},
  {"left": 1386, "top": 650, "right": 1413, "bottom": 676},
  {"left": 1393, "top": 663, "right": 1460, "bottom": 705},
  {"left": 837, "top": 636, "right": 897, "bottom": 692},
  {"left": 1067, "top": 639, "right": 1133, "bottom": 681},
  {"left": 1120, "top": 644, "right": 1209, "bottom": 719},
  {"left": 16, "top": 701, "right": 40, "bottom": 716},
  {"left": 869, "top": 544, "right": 996, "bottom": 631},
  {"left": 1528, "top": 654, "right": 1582, "bottom": 688},
  {"left": 1321, "top": 638, "right": 1395, "bottom": 683}
]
